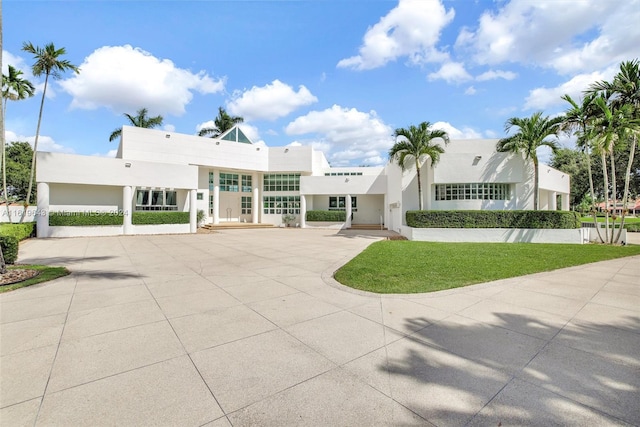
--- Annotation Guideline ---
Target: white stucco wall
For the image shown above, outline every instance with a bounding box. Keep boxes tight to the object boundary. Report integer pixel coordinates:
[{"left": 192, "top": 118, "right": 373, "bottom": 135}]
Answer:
[
  {"left": 49, "top": 184, "right": 122, "bottom": 212},
  {"left": 300, "top": 174, "right": 386, "bottom": 195},
  {"left": 269, "top": 146, "right": 314, "bottom": 172},
  {"left": 403, "top": 227, "right": 589, "bottom": 244}
]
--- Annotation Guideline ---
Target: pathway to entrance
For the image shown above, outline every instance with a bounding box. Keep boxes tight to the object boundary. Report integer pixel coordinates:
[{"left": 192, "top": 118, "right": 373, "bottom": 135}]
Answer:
[{"left": 1, "top": 229, "right": 638, "bottom": 426}]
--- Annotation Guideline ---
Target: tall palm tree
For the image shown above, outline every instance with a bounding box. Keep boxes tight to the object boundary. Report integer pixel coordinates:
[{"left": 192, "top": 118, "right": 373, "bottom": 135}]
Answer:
[
  {"left": 389, "top": 122, "right": 449, "bottom": 210},
  {"left": 21, "top": 42, "right": 79, "bottom": 219},
  {"left": 560, "top": 93, "right": 604, "bottom": 242},
  {"left": 2, "top": 65, "right": 35, "bottom": 218},
  {"left": 497, "top": 112, "right": 562, "bottom": 211},
  {"left": 109, "top": 108, "right": 164, "bottom": 142},
  {"left": 588, "top": 59, "right": 640, "bottom": 242},
  {"left": 198, "top": 107, "right": 244, "bottom": 138}
]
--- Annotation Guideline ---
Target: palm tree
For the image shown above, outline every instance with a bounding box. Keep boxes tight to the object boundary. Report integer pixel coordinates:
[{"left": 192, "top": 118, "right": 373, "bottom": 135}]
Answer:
[
  {"left": 588, "top": 59, "right": 640, "bottom": 242},
  {"left": 198, "top": 107, "right": 243, "bottom": 138},
  {"left": 2, "top": 65, "right": 35, "bottom": 219},
  {"left": 21, "top": 42, "right": 79, "bottom": 219},
  {"left": 389, "top": 122, "right": 449, "bottom": 210},
  {"left": 560, "top": 93, "right": 604, "bottom": 242},
  {"left": 109, "top": 108, "right": 164, "bottom": 142},
  {"left": 497, "top": 112, "right": 562, "bottom": 211}
]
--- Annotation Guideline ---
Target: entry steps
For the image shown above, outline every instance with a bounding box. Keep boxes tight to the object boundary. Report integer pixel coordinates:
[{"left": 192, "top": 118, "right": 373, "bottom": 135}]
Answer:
[
  {"left": 202, "top": 223, "right": 275, "bottom": 230},
  {"left": 348, "top": 224, "right": 387, "bottom": 231}
]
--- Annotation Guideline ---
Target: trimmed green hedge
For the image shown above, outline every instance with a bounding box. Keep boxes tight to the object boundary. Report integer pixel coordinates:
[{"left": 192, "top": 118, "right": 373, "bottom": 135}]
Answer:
[
  {"left": 306, "top": 210, "right": 346, "bottom": 222},
  {"left": 625, "top": 223, "right": 640, "bottom": 232},
  {"left": 0, "top": 236, "right": 19, "bottom": 264},
  {"left": 132, "top": 211, "right": 190, "bottom": 225},
  {"left": 0, "top": 223, "right": 35, "bottom": 240},
  {"left": 49, "top": 212, "right": 124, "bottom": 226},
  {"left": 406, "top": 210, "right": 581, "bottom": 229}
]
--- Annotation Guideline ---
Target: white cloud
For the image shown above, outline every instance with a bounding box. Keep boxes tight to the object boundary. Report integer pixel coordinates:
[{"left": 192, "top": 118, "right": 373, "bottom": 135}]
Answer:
[
  {"left": 5, "top": 130, "right": 75, "bottom": 154},
  {"left": 226, "top": 80, "right": 318, "bottom": 121},
  {"left": 285, "top": 105, "right": 394, "bottom": 166},
  {"left": 428, "top": 61, "right": 472, "bottom": 83},
  {"left": 456, "top": 0, "right": 639, "bottom": 74},
  {"left": 524, "top": 67, "right": 616, "bottom": 110},
  {"left": 476, "top": 69, "right": 517, "bottom": 81},
  {"left": 430, "top": 121, "right": 482, "bottom": 139},
  {"left": 59, "top": 45, "right": 225, "bottom": 116},
  {"left": 163, "top": 124, "right": 176, "bottom": 132},
  {"left": 337, "top": 0, "right": 454, "bottom": 70},
  {"left": 92, "top": 149, "right": 118, "bottom": 158},
  {"left": 464, "top": 86, "right": 477, "bottom": 95}
]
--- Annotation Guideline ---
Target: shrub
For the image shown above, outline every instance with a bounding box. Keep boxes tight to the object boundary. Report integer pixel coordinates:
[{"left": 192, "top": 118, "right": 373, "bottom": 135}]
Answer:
[
  {"left": 0, "top": 223, "right": 35, "bottom": 240},
  {"left": 132, "top": 211, "right": 190, "bottom": 225},
  {"left": 406, "top": 210, "right": 581, "bottom": 229},
  {"left": 49, "top": 212, "right": 123, "bottom": 226},
  {"left": 625, "top": 223, "right": 640, "bottom": 232},
  {"left": 306, "top": 210, "right": 346, "bottom": 222},
  {"left": 0, "top": 235, "right": 19, "bottom": 264}
]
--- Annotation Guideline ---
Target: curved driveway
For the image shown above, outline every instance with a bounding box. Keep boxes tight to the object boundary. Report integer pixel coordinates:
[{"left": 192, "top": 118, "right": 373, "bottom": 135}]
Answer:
[{"left": 1, "top": 229, "right": 639, "bottom": 426}]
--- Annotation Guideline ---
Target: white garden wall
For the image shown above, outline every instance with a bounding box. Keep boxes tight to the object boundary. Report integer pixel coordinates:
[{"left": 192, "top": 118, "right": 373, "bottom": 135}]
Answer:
[{"left": 402, "top": 226, "right": 590, "bottom": 244}]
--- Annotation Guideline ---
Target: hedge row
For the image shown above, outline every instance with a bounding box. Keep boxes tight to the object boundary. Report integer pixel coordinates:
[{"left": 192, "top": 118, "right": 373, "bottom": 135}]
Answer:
[
  {"left": 406, "top": 210, "right": 581, "bottom": 229},
  {"left": 132, "top": 211, "right": 190, "bottom": 225},
  {"left": 0, "top": 223, "right": 35, "bottom": 240},
  {"left": 0, "top": 236, "right": 19, "bottom": 264},
  {"left": 49, "top": 212, "right": 124, "bottom": 226},
  {"left": 306, "top": 210, "right": 346, "bottom": 222}
]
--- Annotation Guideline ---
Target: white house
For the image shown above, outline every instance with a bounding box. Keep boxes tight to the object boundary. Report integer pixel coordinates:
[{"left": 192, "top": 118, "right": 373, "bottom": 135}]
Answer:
[{"left": 35, "top": 125, "right": 570, "bottom": 238}]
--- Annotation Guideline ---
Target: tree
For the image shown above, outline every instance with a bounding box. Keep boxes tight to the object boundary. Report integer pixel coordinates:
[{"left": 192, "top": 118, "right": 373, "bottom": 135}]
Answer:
[
  {"left": 5, "top": 141, "right": 34, "bottom": 201},
  {"left": 588, "top": 59, "right": 640, "bottom": 242},
  {"left": 21, "top": 42, "right": 79, "bottom": 219},
  {"left": 389, "top": 122, "right": 449, "bottom": 210},
  {"left": 2, "top": 65, "right": 35, "bottom": 217},
  {"left": 198, "top": 107, "right": 243, "bottom": 138},
  {"left": 109, "top": 108, "right": 164, "bottom": 142},
  {"left": 497, "top": 112, "right": 562, "bottom": 210}
]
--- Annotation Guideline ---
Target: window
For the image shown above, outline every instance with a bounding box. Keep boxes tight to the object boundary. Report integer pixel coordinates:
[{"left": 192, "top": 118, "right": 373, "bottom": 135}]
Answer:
[
  {"left": 263, "top": 174, "right": 300, "bottom": 192},
  {"left": 197, "top": 192, "right": 203, "bottom": 200},
  {"left": 209, "top": 194, "right": 214, "bottom": 215},
  {"left": 324, "top": 172, "right": 363, "bottom": 176},
  {"left": 135, "top": 189, "right": 178, "bottom": 211},
  {"left": 435, "top": 183, "right": 511, "bottom": 201},
  {"left": 241, "top": 175, "right": 252, "bottom": 192},
  {"left": 241, "top": 196, "right": 252, "bottom": 214},
  {"left": 328, "top": 196, "right": 357, "bottom": 212},
  {"left": 263, "top": 196, "right": 300, "bottom": 214},
  {"left": 220, "top": 173, "right": 239, "bottom": 192}
]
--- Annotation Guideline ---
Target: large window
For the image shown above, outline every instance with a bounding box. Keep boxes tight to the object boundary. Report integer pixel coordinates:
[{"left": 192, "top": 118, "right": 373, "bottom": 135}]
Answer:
[
  {"left": 220, "top": 173, "right": 239, "bottom": 192},
  {"left": 435, "top": 183, "right": 511, "bottom": 201},
  {"left": 136, "top": 189, "right": 178, "bottom": 211},
  {"left": 209, "top": 172, "right": 214, "bottom": 191},
  {"left": 242, "top": 175, "right": 252, "bottom": 192},
  {"left": 241, "top": 196, "right": 252, "bottom": 215},
  {"left": 329, "top": 196, "right": 357, "bottom": 212},
  {"left": 263, "top": 174, "right": 300, "bottom": 192},
  {"left": 324, "top": 172, "right": 363, "bottom": 176},
  {"left": 263, "top": 196, "right": 300, "bottom": 214}
]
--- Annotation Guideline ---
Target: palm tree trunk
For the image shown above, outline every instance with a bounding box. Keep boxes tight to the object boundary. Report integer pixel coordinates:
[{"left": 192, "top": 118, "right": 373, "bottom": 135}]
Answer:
[
  {"left": 21, "top": 73, "right": 49, "bottom": 223},
  {"left": 601, "top": 151, "right": 610, "bottom": 243},
  {"left": 2, "top": 98, "right": 10, "bottom": 223},
  {"left": 585, "top": 147, "right": 604, "bottom": 243},
  {"left": 0, "top": 246, "right": 5, "bottom": 275},
  {"left": 533, "top": 159, "right": 539, "bottom": 210},
  {"left": 609, "top": 154, "right": 618, "bottom": 244},
  {"left": 416, "top": 163, "right": 423, "bottom": 210},
  {"left": 615, "top": 135, "right": 637, "bottom": 244}
]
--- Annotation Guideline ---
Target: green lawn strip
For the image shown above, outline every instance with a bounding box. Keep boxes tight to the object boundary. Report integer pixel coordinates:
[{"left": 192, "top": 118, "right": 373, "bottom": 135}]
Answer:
[
  {"left": 0, "top": 265, "right": 70, "bottom": 293},
  {"left": 335, "top": 241, "right": 640, "bottom": 294},
  {"left": 580, "top": 216, "right": 640, "bottom": 224}
]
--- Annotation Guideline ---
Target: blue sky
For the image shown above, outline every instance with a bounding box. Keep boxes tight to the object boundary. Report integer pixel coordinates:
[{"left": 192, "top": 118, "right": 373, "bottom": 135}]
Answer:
[{"left": 3, "top": 0, "right": 639, "bottom": 166}]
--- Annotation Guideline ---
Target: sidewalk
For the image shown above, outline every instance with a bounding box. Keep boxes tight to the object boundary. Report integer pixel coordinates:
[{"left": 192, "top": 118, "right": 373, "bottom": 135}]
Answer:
[{"left": 1, "top": 229, "right": 638, "bottom": 426}]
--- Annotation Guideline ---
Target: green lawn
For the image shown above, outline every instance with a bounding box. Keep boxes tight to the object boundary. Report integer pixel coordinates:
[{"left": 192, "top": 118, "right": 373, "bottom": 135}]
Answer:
[
  {"left": 0, "top": 265, "right": 70, "bottom": 293},
  {"left": 580, "top": 216, "right": 640, "bottom": 224},
  {"left": 334, "top": 241, "right": 640, "bottom": 294}
]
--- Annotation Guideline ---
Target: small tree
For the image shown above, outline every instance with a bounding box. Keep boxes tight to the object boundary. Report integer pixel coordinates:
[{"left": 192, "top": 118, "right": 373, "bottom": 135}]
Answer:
[
  {"left": 199, "top": 107, "right": 244, "bottom": 138},
  {"left": 109, "top": 108, "right": 164, "bottom": 142},
  {"left": 389, "top": 122, "right": 449, "bottom": 210},
  {"left": 497, "top": 112, "right": 562, "bottom": 210}
]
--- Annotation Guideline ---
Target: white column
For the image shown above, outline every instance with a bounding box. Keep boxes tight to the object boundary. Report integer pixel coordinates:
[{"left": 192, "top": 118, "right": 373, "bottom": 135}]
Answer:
[
  {"left": 252, "top": 172, "right": 259, "bottom": 224},
  {"left": 561, "top": 194, "right": 570, "bottom": 211},
  {"left": 36, "top": 182, "right": 49, "bottom": 238},
  {"left": 212, "top": 169, "right": 220, "bottom": 224},
  {"left": 189, "top": 189, "right": 197, "bottom": 233},
  {"left": 123, "top": 186, "right": 132, "bottom": 235},
  {"left": 300, "top": 195, "right": 307, "bottom": 228},
  {"left": 345, "top": 194, "right": 352, "bottom": 228},
  {"left": 549, "top": 191, "right": 557, "bottom": 211}
]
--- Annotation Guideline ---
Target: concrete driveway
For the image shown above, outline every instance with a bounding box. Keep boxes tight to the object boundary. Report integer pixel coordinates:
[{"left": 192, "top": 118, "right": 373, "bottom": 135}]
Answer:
[{"left": 1, "top": 229, "right": 639, "bottom": 426}]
